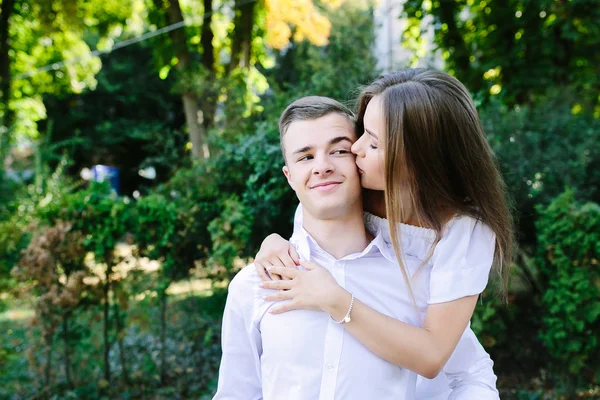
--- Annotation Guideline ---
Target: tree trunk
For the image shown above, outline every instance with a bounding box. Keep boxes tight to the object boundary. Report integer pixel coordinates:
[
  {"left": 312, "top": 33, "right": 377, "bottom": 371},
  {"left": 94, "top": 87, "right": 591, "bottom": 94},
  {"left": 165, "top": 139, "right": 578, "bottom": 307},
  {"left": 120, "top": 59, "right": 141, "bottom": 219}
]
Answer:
[
  {"left": 181, "top": 93, "right": 207, "bottom": 158},
  {"left": 159, "top": 288, "right": 168, "bottom": 386},
  {"left": 167, "top": 0, "right": 208, "bottom": 160},
  {"left": 0, "top": 0, "right": 16, "bottom": 157},
  {"left": 201, "top": 0, "right": 214, "bottom": 73},
  {"left": 62, "top": 312, "right": 73, "bottom": 389},
  {"left": 113, "top": 296, "right": 131, "bottom": 386},
  {"left": 228, "top": 0, "right": 255, "bottom": 72},
  {"left": 44, "top": 328, "right": 54, "bottom": 387},
  {"left": 200, "top": 0, "right": 216, "bottom": 131},
  {"left": 103, "top": 267, "right": 111, "bottom": 384}
]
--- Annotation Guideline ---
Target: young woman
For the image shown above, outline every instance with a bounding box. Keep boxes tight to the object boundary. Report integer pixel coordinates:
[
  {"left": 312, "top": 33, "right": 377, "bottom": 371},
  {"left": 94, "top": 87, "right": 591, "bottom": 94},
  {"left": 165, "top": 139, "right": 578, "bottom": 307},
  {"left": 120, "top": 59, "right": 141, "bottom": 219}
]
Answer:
[{"left": 254, "top": 69, "right": 513, "bottom": 396}]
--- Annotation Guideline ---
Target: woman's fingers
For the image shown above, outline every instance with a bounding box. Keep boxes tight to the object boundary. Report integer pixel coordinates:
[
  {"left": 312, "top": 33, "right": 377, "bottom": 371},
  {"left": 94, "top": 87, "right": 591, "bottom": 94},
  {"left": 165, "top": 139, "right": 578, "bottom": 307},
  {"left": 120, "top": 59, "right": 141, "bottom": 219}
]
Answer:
[
  {"left": 278, "top": 255, "right": 297, "bottom": 281},
  {"left": 299, "top": 260, "right": 318, "bottom": 270},
  {"left": 255, "top": 261, "right": 272, "bottom": 281},
  {"left": 266, "top": 266, "right": 298, "bottom": 280},
  {"left": 289, "top": 246, "right": 301, "bottom": 265},
  {"left": 262, "top": 287, "right": 295, "bottom": 301},
  {"left": 269, "top": 300, "right": 298, "bottom": 314},
  {"left": 266, "top": 257, "right": 285, "bottom": 280},
  {"left": 260, "top": 278, "right": 294, "bottom": 291}
]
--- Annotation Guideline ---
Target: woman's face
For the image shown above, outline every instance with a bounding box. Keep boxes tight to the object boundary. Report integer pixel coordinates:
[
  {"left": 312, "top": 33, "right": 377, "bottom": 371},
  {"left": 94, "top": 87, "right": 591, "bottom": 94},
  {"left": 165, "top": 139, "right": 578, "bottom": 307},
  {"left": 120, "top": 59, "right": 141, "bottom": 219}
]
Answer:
[{"left": 351, "top": 95, "right": 386, "bottom": 191}]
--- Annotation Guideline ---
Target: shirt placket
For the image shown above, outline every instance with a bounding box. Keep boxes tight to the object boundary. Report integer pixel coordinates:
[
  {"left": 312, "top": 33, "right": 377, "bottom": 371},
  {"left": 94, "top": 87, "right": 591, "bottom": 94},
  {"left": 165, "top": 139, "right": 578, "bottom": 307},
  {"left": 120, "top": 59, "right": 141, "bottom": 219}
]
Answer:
[{"left": 319, "top": 260, "right": 346, "bottom": 400}]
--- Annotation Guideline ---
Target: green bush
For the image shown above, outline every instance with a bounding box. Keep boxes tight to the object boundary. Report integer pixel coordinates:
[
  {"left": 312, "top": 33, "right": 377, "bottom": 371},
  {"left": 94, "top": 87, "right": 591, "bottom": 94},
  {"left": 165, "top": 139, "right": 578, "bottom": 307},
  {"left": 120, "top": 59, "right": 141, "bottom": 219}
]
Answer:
[
  {"left": 482, "top": 96, "right": 600, "bottom": 246},
  {"left": 471, "top": 294, "right": 508, "bottom": 348},
  {"left": 1, "top": 159, "right": 78, "bottom": 306},
  {"left": 158, "top": 127, "right": 295, "bottom": 278},
  {"left": 536, "top": 189, "right": 600, "bottom": 380}
]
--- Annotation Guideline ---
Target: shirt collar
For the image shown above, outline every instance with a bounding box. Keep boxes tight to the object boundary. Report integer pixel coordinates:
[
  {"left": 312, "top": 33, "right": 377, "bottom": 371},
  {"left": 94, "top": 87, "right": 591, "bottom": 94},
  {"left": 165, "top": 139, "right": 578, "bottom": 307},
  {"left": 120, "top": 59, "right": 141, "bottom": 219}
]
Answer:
[{"left": 289, "top": 212, "right": 396, "bottom": 264}]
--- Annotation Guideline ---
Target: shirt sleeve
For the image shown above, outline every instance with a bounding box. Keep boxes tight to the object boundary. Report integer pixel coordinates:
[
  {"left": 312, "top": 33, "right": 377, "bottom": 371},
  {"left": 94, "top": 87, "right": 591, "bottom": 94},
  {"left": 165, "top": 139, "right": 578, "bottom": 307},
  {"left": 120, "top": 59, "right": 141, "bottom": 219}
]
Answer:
[
  {"left": 213, "top": 268, "right": 263, "bottom": 400},
  {"left": 428, "top": 216, "right": 496, "bottom": 304},
  {"left": 444, "top": 326, "right": 500, "bottom": 400}
]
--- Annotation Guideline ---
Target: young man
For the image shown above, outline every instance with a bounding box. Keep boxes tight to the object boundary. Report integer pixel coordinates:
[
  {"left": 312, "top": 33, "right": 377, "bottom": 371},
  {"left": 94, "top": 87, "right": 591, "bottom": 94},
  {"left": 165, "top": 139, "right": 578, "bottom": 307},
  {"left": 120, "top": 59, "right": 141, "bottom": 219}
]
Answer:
[{"left": 214, "top": 96, "right": 498, "bottom": 400}]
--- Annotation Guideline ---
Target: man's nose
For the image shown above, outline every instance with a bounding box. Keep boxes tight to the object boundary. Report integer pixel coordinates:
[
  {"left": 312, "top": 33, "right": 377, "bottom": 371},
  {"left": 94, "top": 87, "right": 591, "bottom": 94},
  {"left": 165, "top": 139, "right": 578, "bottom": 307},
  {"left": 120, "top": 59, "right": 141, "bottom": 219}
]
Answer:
[{"left": 312, "top": 157, "right": 334, "bottom": 175}]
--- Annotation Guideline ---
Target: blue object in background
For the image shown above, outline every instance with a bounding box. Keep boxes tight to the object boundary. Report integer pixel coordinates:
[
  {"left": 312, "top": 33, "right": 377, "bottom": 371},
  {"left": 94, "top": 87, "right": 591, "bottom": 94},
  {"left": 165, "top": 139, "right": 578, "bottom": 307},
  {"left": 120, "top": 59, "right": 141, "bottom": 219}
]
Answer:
[{"left": 92, "top": 165, "right": 120, "bottom": 194}]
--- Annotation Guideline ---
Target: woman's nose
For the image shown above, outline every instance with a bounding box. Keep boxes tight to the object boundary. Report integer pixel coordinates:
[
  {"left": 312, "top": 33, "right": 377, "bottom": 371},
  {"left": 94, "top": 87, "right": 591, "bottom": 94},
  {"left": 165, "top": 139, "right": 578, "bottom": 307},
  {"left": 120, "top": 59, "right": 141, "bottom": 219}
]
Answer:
[{"left": 351, "top": 137, "right": 364, "bottom": 157}]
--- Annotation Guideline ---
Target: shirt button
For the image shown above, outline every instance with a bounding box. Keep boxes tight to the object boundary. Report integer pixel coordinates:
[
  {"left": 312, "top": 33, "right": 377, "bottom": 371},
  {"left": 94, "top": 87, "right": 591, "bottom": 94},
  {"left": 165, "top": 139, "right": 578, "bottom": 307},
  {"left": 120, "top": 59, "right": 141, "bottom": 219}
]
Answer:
[{"left": 326, "top": 364, "right": 334, "bottom": 371}]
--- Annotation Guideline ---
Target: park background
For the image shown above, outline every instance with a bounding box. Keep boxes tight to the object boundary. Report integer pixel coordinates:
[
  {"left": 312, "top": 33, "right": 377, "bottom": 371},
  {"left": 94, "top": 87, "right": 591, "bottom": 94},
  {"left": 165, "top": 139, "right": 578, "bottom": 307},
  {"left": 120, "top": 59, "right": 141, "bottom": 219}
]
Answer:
[{"left": 0, "top": 0, "right": 599, "bottom": 399}]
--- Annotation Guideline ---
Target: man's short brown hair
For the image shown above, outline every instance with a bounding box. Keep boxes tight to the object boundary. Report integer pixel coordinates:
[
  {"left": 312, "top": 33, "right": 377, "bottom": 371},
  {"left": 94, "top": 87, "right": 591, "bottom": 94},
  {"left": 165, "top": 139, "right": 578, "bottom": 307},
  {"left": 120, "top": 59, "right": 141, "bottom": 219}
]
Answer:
[{"left": 278, "top": 96, "right": 355, "bottom": 160}]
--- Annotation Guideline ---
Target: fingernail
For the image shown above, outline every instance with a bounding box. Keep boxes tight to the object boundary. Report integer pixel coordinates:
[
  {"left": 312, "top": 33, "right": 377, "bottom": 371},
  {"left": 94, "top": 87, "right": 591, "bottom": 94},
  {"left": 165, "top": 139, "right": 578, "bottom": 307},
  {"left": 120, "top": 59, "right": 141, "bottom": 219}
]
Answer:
[
  {"left": 258, "top": 282, "right": 264, "bottom": 288},
  {"left": 266, "top": 266, "right": 272, "bottom": 271}
]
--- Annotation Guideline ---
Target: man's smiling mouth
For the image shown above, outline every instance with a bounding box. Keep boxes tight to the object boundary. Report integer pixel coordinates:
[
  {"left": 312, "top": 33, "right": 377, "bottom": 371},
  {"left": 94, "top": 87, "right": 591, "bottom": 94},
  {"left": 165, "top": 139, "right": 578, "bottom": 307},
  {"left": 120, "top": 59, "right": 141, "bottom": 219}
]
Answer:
[{"left": 310, "top": 181, "right": 342, "bottom": 191}]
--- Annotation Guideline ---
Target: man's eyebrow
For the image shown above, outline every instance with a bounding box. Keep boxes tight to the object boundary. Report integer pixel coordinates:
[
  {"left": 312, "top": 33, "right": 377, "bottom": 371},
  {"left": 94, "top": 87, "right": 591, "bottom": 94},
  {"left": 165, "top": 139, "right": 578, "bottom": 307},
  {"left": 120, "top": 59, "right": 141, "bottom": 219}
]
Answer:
[
  {"left": 292, "top": 145, "right": 313, "bottom": 155},
  {"left": 365, "top": 128, "right": 378, "bottom": 139},
  {"left": 291, "top": 136, "right": 353, "bottom": 155},
  {"left": 329, "top": 136, "right": 354, "bottom": 145}
]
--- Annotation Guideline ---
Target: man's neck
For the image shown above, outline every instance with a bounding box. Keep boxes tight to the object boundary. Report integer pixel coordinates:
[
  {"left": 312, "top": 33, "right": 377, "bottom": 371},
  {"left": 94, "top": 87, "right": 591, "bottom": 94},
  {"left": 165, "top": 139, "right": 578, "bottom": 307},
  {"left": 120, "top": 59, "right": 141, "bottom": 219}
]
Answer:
[{"left": 302, "top": 209, "right": 370, "bottom": 260}]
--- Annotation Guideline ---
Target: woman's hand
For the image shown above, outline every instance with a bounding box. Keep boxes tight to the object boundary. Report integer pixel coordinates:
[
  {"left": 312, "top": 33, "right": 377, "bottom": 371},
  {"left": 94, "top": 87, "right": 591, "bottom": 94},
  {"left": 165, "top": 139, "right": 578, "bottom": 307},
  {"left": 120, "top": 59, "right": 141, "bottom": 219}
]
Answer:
[
  {"left": 254, "top": 234, "right": 300, "bottom": 281},
  {"left": 259, "top": 261, "right": 349, "bottom": 315}
]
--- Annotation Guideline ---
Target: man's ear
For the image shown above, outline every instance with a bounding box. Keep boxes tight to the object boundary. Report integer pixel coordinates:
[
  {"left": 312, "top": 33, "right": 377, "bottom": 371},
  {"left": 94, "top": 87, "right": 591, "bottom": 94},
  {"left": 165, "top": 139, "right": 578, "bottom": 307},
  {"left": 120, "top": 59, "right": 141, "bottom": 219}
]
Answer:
[{"left": 282, "top": 165, "right": 295, "bottom": 191}]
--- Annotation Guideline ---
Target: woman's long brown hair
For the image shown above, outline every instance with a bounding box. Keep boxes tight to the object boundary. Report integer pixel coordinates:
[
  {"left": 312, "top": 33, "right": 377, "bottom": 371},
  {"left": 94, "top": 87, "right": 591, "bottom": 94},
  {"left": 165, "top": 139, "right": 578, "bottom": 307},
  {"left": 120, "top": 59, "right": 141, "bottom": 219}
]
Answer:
[{"left": 355, "top": 69, "right": 514, "bottom": 298}]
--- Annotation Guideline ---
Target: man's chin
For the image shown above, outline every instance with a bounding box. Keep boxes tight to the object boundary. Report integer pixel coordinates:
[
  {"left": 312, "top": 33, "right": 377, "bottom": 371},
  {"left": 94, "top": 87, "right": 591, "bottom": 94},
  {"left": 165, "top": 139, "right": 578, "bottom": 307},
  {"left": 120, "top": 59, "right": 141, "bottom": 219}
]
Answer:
[{"left": 303, "top": 203, "right": 353, "bottom": 220}]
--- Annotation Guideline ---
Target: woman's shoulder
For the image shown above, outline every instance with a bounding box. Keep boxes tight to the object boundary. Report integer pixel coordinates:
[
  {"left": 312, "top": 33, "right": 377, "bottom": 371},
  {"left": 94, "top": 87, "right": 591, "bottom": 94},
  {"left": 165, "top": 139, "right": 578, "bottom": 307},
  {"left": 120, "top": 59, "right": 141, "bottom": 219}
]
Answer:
[
  {"left": 364, "top": 212, "right": 437, "bottom": 241},
  {"left": 434, "top": 213, "right": 496, "bottom": 267},
  {"left": 442, "top": 214, "right": 495, "bottom": 244},
  {"left": 429, "top": 214, "right": 497, "bottom": 304}
]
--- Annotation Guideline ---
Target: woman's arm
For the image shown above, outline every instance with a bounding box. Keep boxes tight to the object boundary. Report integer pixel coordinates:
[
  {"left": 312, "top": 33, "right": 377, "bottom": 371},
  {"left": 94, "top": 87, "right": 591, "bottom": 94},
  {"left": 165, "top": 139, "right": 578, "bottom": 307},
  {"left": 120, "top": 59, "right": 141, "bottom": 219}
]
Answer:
[
  {"left": 327, "top": 287, "right": 478, "bottom": 379},
  {"left": 263, "top": 263, "right": 478, "bottom": 379}
]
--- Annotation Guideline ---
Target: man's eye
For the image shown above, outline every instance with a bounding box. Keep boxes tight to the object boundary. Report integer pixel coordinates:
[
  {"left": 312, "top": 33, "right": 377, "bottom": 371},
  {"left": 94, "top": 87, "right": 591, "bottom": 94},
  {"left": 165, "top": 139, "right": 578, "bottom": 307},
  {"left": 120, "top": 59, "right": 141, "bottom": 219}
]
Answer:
[
  {"left": 298, "top": 155, "right": 313, "bottom": 161},
  {"left": 333, "top": 149, "right": 350, "bottom": 155}
]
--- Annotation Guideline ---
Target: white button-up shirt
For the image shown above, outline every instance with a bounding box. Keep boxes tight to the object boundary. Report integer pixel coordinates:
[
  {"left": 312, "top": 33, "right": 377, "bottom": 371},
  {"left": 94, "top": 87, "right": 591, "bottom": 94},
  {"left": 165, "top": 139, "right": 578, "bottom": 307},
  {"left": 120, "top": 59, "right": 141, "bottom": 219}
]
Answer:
[{"left": 214, "top": 225, "right": 421, "bottom": 400}]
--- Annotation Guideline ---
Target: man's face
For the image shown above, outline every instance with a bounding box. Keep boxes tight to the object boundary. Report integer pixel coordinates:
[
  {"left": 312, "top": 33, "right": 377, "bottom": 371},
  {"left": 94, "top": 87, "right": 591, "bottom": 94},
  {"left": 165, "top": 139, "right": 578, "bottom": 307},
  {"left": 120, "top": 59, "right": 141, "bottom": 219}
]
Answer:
[{"left": 282, "top": 113, "right": 362, "bottom": 220}]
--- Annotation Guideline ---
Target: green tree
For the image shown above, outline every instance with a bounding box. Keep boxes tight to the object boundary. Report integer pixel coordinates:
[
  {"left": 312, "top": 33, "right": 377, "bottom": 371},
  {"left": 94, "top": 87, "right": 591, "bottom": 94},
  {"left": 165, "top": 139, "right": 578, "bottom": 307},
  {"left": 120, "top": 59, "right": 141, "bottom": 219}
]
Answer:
[
  {"left": 402, "top": 0, "right": 600, "bottom": 108},
  {"left": 0, "top": 0, "right": 134, "bottom": 162},
  {"left": 134, "top": 193, "right": 198, "bottom": 386},
  {"left": 14, "top": 221, "right": 89, "bottom": 389},
  {"left": 41, "top": 41, "right": 186, "bottom": 195},
  {"left": 146, "top": 0, "right": 348, "bottom": 160},
  {"left": 39, "top": 182, "right": 133, "bottom": 386}
]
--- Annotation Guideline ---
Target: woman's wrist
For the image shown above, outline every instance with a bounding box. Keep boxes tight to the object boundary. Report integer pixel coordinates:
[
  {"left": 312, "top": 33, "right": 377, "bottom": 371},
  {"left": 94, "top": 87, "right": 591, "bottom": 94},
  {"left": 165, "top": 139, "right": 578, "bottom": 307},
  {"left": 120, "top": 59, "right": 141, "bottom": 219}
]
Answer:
[{"left": 323, "top": 285, "right": 353, "bottom": 320}]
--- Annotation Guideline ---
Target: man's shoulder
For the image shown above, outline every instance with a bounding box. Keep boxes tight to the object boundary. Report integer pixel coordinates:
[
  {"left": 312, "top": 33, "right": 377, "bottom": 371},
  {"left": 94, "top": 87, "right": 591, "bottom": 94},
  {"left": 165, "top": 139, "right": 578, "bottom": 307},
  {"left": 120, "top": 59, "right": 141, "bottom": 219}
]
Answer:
[
  {"left": 226, "top": 264, "right": 272, "bottom": 320},
  {"left": 228, "top": 264, "right": 263, "bottom": 301}
]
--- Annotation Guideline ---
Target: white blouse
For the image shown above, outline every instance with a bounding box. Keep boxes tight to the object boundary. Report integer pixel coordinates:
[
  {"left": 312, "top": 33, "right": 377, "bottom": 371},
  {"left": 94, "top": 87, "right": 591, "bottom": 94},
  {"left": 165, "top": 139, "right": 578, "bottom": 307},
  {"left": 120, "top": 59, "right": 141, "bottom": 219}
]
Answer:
[
  {"left": 295, "top": 204, "right": 496, "bottom": 304},
  {"left": 294, "top": 204, "right": 500, "bottom": 400},
  {"left": 366, "top": 211, "right": 496, "bottom": 304}
]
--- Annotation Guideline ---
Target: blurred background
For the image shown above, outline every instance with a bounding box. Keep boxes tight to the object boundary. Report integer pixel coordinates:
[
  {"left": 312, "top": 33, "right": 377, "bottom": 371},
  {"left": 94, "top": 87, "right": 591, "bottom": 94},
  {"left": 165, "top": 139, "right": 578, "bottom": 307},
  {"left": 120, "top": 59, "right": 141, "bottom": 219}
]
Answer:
[{"left": 0, "top": 0, "right": 599, "bottom": 399}]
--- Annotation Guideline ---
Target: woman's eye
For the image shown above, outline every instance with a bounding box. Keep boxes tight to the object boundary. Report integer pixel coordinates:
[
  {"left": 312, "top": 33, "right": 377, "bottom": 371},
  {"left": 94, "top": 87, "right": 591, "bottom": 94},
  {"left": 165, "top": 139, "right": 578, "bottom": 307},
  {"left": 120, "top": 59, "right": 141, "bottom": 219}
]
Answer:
[{"left": 369, "top": 144, "right": 378, "bottom": 149}]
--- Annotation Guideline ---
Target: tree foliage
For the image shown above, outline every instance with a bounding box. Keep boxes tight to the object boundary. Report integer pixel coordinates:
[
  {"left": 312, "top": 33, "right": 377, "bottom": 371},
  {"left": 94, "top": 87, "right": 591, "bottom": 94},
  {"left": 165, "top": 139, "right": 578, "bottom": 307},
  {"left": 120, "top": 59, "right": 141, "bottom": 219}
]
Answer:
[
  {"left": 1, "top": 0, "right": 135, "bottom": 141},
  {"left": 402, "top": 0, "right": 600, "bottom": 109},
  {"left": 536, "top": 190, "right": 600, "bottom": 381}
]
